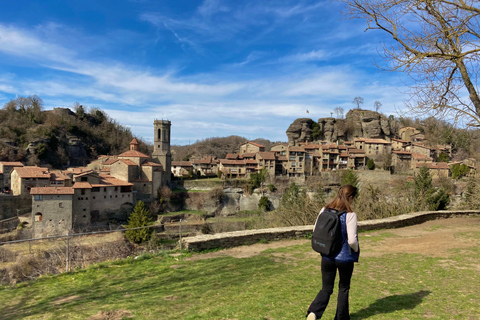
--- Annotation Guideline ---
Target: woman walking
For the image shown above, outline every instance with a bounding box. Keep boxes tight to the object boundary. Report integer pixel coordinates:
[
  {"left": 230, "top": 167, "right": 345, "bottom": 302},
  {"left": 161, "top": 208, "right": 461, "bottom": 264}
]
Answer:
[{"left": 306, "top": 185, "right": 360, "bottom": 320}]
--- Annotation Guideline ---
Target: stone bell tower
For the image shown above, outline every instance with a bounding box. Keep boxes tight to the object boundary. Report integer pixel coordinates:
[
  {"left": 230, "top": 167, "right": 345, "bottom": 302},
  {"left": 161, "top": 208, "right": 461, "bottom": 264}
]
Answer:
[{"left": 152, "top": 120, "right": 172, "bottom": 184}]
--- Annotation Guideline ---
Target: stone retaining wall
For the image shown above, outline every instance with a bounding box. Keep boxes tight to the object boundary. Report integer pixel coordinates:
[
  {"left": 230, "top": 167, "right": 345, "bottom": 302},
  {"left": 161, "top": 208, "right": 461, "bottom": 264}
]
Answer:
[{"left": 181, "top": 210, "right": 480, "bottom": 251}]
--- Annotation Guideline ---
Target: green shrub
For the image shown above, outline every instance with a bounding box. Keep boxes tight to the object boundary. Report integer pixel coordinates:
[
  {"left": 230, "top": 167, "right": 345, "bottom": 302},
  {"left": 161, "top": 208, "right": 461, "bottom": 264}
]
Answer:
[
  {"left": 341, "top": 169, "right": 359, "bottom": 188},
  {"left": 125, "top": 201, "right": 153, "bottom": 244},
  {"left": 451, "top": 163, "right": 470, "bottom": 179},
  {"left": 367, "top": 158, "right": 375, "bottom": 170},
  {"left": 258, "top": 196, "right": 271, "bottom": 211},
  {"left": 268, "top": 184, "right": 276, "bottom": 192}
]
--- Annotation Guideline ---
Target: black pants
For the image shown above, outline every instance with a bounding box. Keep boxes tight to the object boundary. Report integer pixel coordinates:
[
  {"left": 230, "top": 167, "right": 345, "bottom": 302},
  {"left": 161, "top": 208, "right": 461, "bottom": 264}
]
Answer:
[{"left": 307, "top": 257, "right": 354, "bottom": 320}]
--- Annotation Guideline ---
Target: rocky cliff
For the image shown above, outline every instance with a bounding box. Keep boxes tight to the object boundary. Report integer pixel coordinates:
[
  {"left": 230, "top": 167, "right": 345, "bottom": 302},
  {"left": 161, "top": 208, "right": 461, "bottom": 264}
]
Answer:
[{"left": 286, "top": 109, "right": 396, "bottom": 144}]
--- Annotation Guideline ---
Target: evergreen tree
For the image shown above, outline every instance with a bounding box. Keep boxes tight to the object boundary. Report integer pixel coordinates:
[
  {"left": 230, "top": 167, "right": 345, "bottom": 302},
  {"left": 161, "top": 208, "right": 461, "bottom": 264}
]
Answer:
[
  {"left": 125, "top": 201, "right": 153, "bottom": 244},
  {"left": 341, "top": 169, "right": 359, "bottom": 188}
]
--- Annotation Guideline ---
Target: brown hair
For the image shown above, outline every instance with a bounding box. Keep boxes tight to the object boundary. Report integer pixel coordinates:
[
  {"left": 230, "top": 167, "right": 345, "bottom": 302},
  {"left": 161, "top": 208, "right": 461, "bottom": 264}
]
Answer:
[{"left": 325, "top": 184, "right": 358, "bottom": 212}]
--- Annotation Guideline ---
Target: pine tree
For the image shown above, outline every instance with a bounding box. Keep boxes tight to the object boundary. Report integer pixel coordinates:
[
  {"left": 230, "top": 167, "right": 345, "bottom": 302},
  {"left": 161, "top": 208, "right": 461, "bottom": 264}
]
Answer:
[{"left": 125, "top": 201, "right": 153, "bottom": 244}]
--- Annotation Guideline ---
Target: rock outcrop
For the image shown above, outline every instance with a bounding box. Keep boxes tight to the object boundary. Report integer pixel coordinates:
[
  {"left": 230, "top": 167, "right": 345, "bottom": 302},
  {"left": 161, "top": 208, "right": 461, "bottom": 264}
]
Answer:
[{"left": 287, "top": 109, "right": 395, "bottom": 144}]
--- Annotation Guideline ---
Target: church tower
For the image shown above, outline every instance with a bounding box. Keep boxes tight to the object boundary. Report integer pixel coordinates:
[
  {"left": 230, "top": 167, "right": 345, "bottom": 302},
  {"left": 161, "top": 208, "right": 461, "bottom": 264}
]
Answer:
[{"left": 152, "top": 120, "right": 172, "bottom": 184}]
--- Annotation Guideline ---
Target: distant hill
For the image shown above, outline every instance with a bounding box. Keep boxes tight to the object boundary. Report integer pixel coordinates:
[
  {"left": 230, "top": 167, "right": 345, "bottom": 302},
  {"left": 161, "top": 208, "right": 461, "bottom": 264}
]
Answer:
[
  {"left": 171, "top": 136, "right": 282, "bottom": 161},
  {"left": 0, "top": 96, "right": 149, "bottom": 168}
]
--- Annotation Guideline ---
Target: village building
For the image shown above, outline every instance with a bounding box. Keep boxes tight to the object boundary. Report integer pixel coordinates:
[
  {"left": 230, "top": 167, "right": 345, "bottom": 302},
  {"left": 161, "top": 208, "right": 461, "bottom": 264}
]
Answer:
[
  {"left": 399, "top": 126, "right": 422, "bottom": 142},
  {"left": 11, "top": 167, "right": 59, "bottom": 198},
  {"left": 192, "top": 156, "right": 218, "bottom": 176},
  {"left": 31, "top": 172, "right": 134, "bottom": 237},
  {"left": 354, "top": 138, "right": 392, "bottom": 157},
  {"left": 391, "top": 138, "right": 410, "bottom": 151},
  {"left": 239, "top": 141, "right": 266, "bottom": 155},
  {"left": 415, "top": 162, "right": 450, "bottom": 178},
  {"left": 392, "top": 151, "right": 413, "bottom": 172},
  {"left": 256, "top": 152, "right": 276, "bottom": 176},
  {"left": 0, "top": 161, "right": 24, "bottom": 193},
  {"left": 172, "top": 161, "right": 193, "bottom": 177},
  {"left": 409, "top": 143, "right": 436, "bottom": 159},
  {"left": 218, "top": 159, "right": 248, "bottom": 178}
]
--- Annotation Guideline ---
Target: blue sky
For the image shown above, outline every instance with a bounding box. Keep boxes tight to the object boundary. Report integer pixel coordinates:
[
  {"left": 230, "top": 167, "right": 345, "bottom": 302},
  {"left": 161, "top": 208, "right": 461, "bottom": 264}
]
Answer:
[{"left": 0, "top": 0, "right": 409, "bottom": 145}]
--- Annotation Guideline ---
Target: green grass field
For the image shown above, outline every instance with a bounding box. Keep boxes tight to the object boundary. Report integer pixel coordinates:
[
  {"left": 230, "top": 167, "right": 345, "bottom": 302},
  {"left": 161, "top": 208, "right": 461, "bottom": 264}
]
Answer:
[{"left": 1, "top": 218, "right": 479, "bottom": 320}]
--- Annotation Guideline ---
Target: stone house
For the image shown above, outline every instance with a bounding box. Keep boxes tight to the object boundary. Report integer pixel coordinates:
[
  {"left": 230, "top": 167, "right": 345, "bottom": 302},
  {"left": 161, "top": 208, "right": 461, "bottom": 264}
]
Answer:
[
  {"left": 31, "top": 173, "right": 134, "bottom": 237},
  {"left": 11, "top": 166, "right": 53, "bottom": 198},
  {"left": 415, "top": 162, "right": 450, "bottom": 178},
  {"left": 192, "top": 156, "right": 218, "bottom": 176},
  {"left": 0, "top": 161, "right": 24, "bottom": 193},
  {"left": 284, "top": 146, "right": 306, "bottom": 177},
  {"left": 399, "top": 126, "right": 421, "bottom": 142},
  {"left": 409, "top": 143, "right": 435, "bottom": 159},
  {"left": 392, "top": 151, "right": 413, "bottom": 172},
  {"left": 239, "top": 141, "right": 265, "bottom": 155},
  {"left": 354, "top": 138, "right": 392, "bottom": 157},
  {"left": 256, "top": 152, "right": 276, "bottom": 176},
  {"left": 218, "top": 159, "right": 248, "bottom": 178},
  {"left": 391, "top": 138, "right": 410, "bottom": 151},
  {"left": 172, "top": 161, "right": 193, "bottom": 177},
  {"left": 270, "top": 143, "right": 288, "bottom": 156}
]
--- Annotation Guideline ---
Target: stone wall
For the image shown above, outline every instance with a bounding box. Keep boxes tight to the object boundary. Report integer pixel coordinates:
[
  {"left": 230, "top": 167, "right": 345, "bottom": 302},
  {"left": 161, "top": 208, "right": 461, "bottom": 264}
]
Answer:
[{"left": 181, "top": 210, "right": 480, "bottom": 251}]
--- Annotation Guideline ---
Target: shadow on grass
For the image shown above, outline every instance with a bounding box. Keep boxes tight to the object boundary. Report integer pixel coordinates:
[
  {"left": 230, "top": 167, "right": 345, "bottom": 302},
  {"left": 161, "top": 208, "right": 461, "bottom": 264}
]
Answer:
[{"left": 351, "top": 290, "right": 431, "bottom": 320}]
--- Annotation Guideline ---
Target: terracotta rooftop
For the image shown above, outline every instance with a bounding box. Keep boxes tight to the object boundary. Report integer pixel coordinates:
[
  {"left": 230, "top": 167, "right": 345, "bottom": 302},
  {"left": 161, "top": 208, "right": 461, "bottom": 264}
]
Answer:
[
  {"left": 240, "top": 153, "right": 256, "bottom": 159},
  {"left": 73, "top": 182, "right": 93, "bottom": 189},
  {"left": 416, "top": 162, "right": 449, "bottom": 169},
  {"left": 30, "top": 187, "right": 75, "bottom": 195},
  {"left": 118, "top": 159, "right": 137, "bottom": 166},
  {"left": 393, "top": 151, "right": 412, "bottom": 155},
  {"left": 118, "top": 150, "right": 149, "bottom": 158},
  {"left": 0, "top": 161, "right": 24, "bottom": 167},
  {"left": 141, "top": 161, "right": 162, "bottom": 167},
  {"left": 130, "top": 138, "right": 140, "bottom": 145},
  {"left": 103, "top": 157, "right": 119, "bottom": 165},
  {"left": 243, "top": 141, "right": 265, "bottom": 148},
  {"left": 13, "top": 167, "right": 51, "bottom": 179},
  {"left": 220, "top": 159, "right": 246, "bottom": 165},
  {"left": 257, "top": 152, "right": 276, "bottom": 160},
  {"left": 172, "top": 161, "right": 193, "bottom": 166},
  {"left": 226, "top": 153, "right": 239, "bottom": 160}
]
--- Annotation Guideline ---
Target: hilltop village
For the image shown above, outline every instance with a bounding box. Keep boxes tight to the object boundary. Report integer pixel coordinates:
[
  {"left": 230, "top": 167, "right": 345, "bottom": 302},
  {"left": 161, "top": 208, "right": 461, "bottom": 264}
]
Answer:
[{"left": 0, "top": 109, "right": 477, "bottom": 238}]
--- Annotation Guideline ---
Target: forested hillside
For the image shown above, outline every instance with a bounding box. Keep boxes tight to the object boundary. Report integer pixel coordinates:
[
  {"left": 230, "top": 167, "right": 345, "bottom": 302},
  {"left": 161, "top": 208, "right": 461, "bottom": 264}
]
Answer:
[{"left": 0, "top": 96, "right": 149, "bottom": 168}]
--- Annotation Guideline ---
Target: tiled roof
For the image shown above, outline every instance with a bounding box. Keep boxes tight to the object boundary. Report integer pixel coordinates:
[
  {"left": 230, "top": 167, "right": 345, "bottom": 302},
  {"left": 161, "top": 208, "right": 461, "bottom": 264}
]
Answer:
[
  {"left": 118, "top": 150, "right": 149, "bottom": 158},
  {"left": 245, "top": 160, "right": 258, "bottom": 164},
  {"left": 73, "top": 182, "right": 92, "bottom": 189},
  {"left": 103, "top": 157, "right": 119, "bottom": 165},
  {"left": 141, "top": 161, "right": 162, "bottom": 167},
  {"left": 364, "top": 139, "right": 391, "bottom": 144},
  {"left": 243, "top": 141, "right": 265, "bottom": 148},
  {"left": 130, "top": 138, "right": 140, "bottom": 145},
  {"left": 339, "top": 152, "right": 349, "bottom": 157},
  {"left": 13, "top": 167, "right": 51, "bottom": 178},
  {"left": 30, "top": 187, "right": 75, "bottom": 195},
  {"left": 67, "top": 167, "right": 92, "bottom": 174},
  {"left": 118, "top": 159, "right": 137, "bottom": 166},
  {"left": 348, "top": 149, "right": 366, "bottom": 154},
  {"left": 220, "top": 159, "right": 246, "bottom": 165},
  {"left": 257, "top": 152, "right": 276, "bottom": 160},
  {"left": 393, "top": 151, "right": 412, "bottom": 155},
  {"left": 73, "top": 170, "right": 95, "bottom": 178},
  {"left": 49, "top": 171, "right": 72, "bottom": 181},
  {"left": 226, "top": 153, "right": 239, "bottom": 160},
  {"left": 96, "top": 174, "right": 134, "bottom": 186},
  {"left": 289, "top": 146, "right": 305, "bottom": 152},
  {"left": 240, "top": 153, "right": 256, "bottom": 159},
  {"left": 172, "top": 161, "right": 193, "bottom": 167},
  {"left": 415, "top": 162, "right": 448, "bottom": 169},
  {"left": 0, "top": 161, "right": 24, "bottom": 167},
  {"left": 392, "top": 138, "right": 408, "bottom": 143},
  {"left": 277, "top": 156, "right": 288, "bottom": 161},
  {"left": 412, "top": 153, "right": 431, "bottom": 160},
  {"left": 412, "top": 143, "right": 431, "bottom": 149}
]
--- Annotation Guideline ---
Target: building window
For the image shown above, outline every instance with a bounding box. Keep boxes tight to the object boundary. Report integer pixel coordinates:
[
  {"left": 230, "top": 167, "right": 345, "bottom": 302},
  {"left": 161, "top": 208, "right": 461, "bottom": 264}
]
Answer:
[
  {"left": 34, "top": 213, "right": 43, "bottom": 221},
  {"left": 81, "top": 177, "right": 88, "bottom": 182},
  {"left": 34, "top": 195, "right": 43, "bottom": 201},
  {"left": 59, "top": 203, "right": 63, "bottom": 208}
]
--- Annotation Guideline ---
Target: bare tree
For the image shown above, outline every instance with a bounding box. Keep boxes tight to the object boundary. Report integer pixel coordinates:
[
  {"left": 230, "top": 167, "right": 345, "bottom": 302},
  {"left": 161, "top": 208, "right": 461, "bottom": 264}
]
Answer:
[
  {"left": 352, "top": 96, "right": 364, "bottom": 109},
  {"left": 334, "top": 106, "right": 345, "bottom": 118},
  {"left": 343, "top": 0, "right": 480, "bottom": 126},
  {"left": 374, "top": 101, "right": 382, "bottom": 112}
]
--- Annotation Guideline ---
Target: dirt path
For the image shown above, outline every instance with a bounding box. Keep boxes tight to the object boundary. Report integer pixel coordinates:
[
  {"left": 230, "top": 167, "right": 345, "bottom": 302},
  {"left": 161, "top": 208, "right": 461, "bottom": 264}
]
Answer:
[{"left": 186, "top": 217, "right": 480, "bottom": 261}]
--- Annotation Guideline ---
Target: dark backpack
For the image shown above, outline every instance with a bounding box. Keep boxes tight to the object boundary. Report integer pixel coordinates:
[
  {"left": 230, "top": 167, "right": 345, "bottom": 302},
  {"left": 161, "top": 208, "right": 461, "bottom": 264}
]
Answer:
[{"left": 311, "top": 208, "right": 347, "bottom": 256}]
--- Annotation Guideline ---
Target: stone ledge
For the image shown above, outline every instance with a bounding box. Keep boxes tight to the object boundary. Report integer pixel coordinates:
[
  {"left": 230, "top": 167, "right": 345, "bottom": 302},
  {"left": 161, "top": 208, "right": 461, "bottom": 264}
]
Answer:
[{"left": 181, "top": 210, "right": 480, "bottom": 251}]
